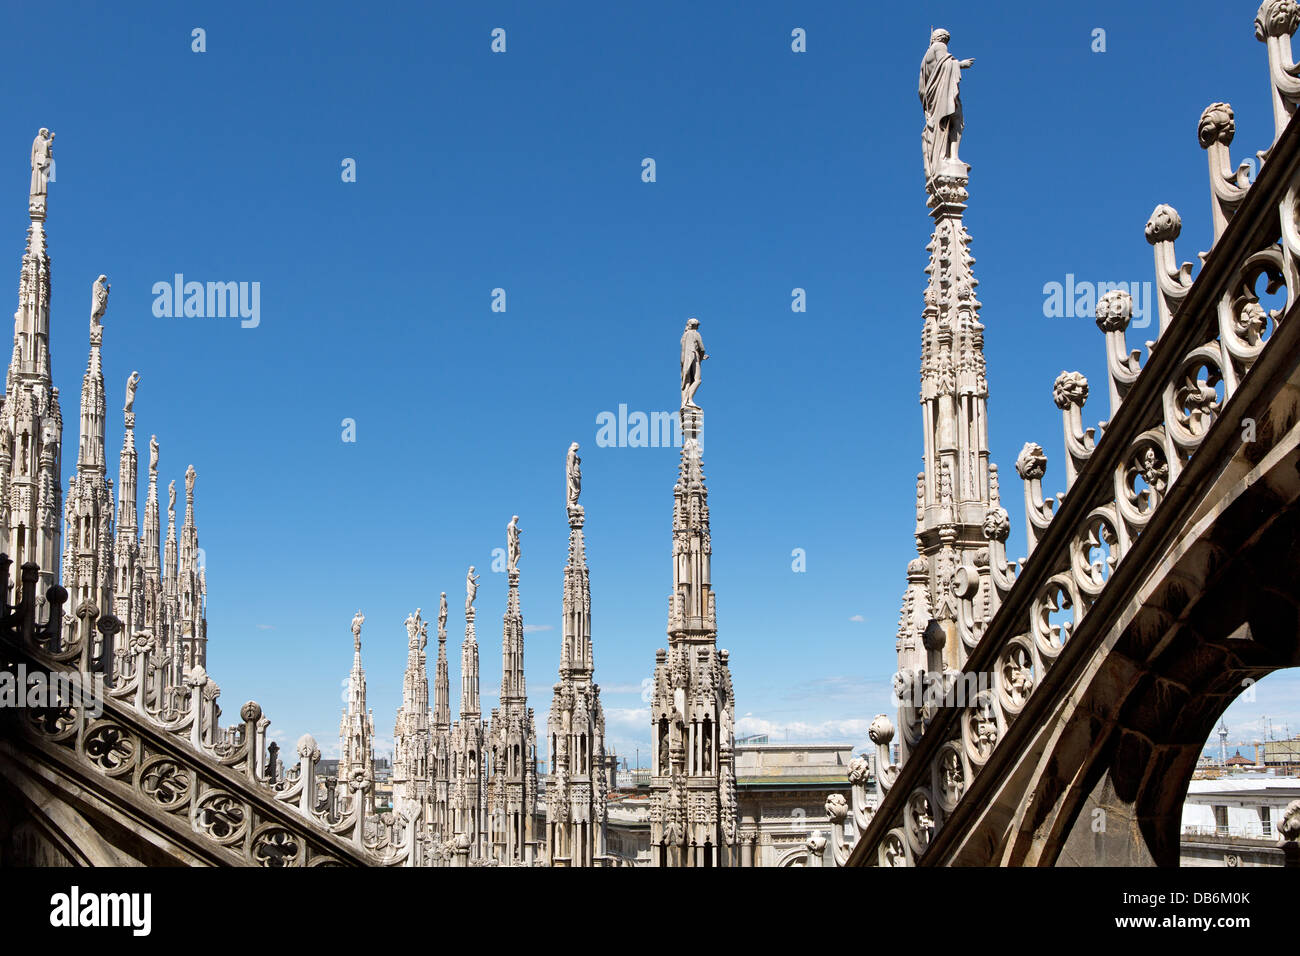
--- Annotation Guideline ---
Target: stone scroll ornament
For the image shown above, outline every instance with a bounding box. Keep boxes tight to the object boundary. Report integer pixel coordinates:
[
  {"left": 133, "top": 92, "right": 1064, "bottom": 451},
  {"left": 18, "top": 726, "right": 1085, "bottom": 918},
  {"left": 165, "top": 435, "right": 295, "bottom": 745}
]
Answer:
[{"left": 919, "top": 29, "right": 974, "bottom": 181}]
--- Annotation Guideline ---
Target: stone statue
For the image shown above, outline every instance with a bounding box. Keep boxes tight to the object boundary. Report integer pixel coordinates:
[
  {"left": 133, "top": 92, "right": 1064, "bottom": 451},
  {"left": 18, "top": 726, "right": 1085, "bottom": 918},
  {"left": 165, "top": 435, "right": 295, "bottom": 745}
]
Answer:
[
  {"left": 405, "top": 609, "right": 421, "bottom": 647},
  {"left": 124, "top": 372, "right": 139, "bottom": 413},
  {"left": 149, "top": 435, "right": 159, "bottom": 473},
  {"left": 918, "top": 29, "right": 974, "bottom": 181},
  {"left": 185, "top": 464, "right": 196, "bottom": 496},
  {"left": 566, "top": 442, "right": 581, "bottom": 507},
  {"left": 680, "top": 318, "right": 708, "bottom": 408},
  {"left": 91, "top": 275, "right": 110, "bottom": 327},
  {"left": 168, "top": 480, "right": 176, "bottom": 514},
  {"left": 30, "top": 128, "right": 54, "bottom": 200},
  {"left": 506, "top": 515, "right": 521, "bottom": 574},
  {"left": 419, "top": 619, "right": 428, "bottom": 652},
  {"left": 466, "top": 566, "right": 479, "bottom": 614},
  {"left": 438, "top": 592, "right": 447, "bottom": 634},
  {"left": 351, "top": 610, "right": 364, "bottom": 651}
]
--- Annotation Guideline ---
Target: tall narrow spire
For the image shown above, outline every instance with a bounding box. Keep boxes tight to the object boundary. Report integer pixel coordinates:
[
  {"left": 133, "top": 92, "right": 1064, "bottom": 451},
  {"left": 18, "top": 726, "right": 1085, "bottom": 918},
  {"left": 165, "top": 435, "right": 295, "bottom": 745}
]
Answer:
[
  {"left": 500, "top": 516, "right": 525, "bottom": 704},
  {"left": 163, "top": 477, "right": 179, "bottom": 677},
  {"left": 113, "top": 372, "right": 141, "bottom": 633},
  {"left": 897, "top": 28, "right": 1002, "bottom": 692},
  {"left": 115, "top": 369, "right": 140, "bottom": 624},
  {"left": 547, "top": 442, "right": 607, "bottom": 866},
  {"left": 486, "top": 516, "right": 537, "bottom": 864},
  {"left": 1, "top": 128, "right": 63, "bottom": 603},
  {"left": 431, "top": 591, "right": 451, "bottom": 841},
  {"left": 648, "top": 319, "right": 737, "bottom": 867},
  {"left": 449, "top": 566, "right": 485, "bottom": 858},
  {"left": 62, "top": 275, "right": 116, "bottom": 660},
  {"left": 339, "top": 610, "right": 376, "bottom": 814},
  {"left": 433, "top": 592, "right": 450, "bottom": 729},
  {"left": 461, "top": 566, "right": 480, "bottom": 718},
  {"left": 177, "top": 464, "right": 206, "bottom": 671},
  {"left": 393, "top": 608, "right": 431, "bottom": 824}
]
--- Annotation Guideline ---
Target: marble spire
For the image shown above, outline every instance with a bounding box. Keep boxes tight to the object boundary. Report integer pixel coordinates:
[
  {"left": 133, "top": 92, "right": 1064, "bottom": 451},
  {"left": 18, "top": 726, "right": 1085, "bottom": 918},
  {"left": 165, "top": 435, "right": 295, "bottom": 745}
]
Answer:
[
  {"left": 648, "top": 319, "right": 738, "bottom": 867},
  {"left": 891, "top": 30, "right": 1006, "bottom": 763},
  {"left": 62, "top": 275, "right": 116, "bottom": 661},
  {"left": 339, "top": 610, "right": 377, "bottom": 815},
  {"left": 393, "top": 608, "right": 431, "bottom": 824},
  {"left": 546, "top": 442, "right": 608, "bottom": 866},
  {"left": 1, "top": 129, "right": 64, "bottom": 603}
]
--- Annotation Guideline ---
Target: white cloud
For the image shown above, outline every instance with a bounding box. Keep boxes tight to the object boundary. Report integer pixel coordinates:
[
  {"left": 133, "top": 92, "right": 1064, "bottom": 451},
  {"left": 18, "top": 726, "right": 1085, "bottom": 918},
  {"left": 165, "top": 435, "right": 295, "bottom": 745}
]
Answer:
[
  {"left": 256, "top": 624, "right": 275, "bottom": 630},
  {"left": 605, "top": 707, "right": 650, "bottom": 726},
  {"left": 849, "top": 614, "right": 865, "bottom": 623},
  {"left": 735, "top": 715, "right": 873, "bottom": 743}
]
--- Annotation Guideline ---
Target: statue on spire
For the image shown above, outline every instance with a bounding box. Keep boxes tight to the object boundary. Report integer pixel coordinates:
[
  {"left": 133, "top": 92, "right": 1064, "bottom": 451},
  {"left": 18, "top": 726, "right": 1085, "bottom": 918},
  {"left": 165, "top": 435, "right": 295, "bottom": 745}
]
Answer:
[
  {"left": 438, "top": 592, "right": 448, "bottom": 635},
  {"left": 185, "top": 464, "right": 196, "bottom": 498},
  {"left": 405, "top": 608, "right": 422, "bottom": 648},
  {"left": 91, "top": 275, "right": 110, "bottom": 343},
  {"left": 168, "top": 480, "right": 176, "bottom": 515},
  {"left": 30, "top": 128, "right": 54, "bottom": 201},
  {"left": 124, "top": 372, "right": 139, "bottom": 414},
  {"left": 466, "top": 566, "right": 479, "bottom": 614},
  {"left": 919, "top": 29, "right": 974, "bottom": 182},
  {"left": 566, "top": 442, "right": 582, "bottom": 507},
  {"left": 506, "top": 515, "right": 521, "bottom": 574},
  {"left": 351, "top": 610, "right": 365, "bottom": 651},
  {"left": 680, "top": 318, "right": 708, "bottom": 408},
  {"left": 149, "top": 435, "right": 159, "bottom": 475}
]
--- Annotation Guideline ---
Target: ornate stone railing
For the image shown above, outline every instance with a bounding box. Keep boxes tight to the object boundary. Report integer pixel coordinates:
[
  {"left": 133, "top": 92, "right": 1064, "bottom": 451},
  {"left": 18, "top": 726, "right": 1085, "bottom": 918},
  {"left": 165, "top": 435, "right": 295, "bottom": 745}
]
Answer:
[
  {"left": 0, "top": 555, "right": 419, "bottom": 866},
  {"left": 832, "top": 0, "right": 1300, "bottom": 867}
]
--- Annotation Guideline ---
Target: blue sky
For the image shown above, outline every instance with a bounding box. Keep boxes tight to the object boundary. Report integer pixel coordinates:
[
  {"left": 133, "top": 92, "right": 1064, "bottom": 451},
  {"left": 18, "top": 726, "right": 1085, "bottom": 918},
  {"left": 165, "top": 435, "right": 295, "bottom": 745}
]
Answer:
[{"left": 3, "top": 0, "right": 1296, "bottom": 765}]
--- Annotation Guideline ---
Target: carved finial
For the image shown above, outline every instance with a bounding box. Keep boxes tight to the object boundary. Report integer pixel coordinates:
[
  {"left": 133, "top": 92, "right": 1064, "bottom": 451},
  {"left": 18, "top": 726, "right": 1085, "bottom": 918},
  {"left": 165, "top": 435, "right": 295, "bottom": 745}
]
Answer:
[
  {"left": 1015, "top": 442, "right": 1047, "bottom": 480},
  {"left": 1145, "top": 204, "right": 1183, "bottom": 244},
  {"left": 1198, "top": 102, "right": 1237, "bottom": 148},
  {"left": 1052, "top": 371, "right": 1089, "bottom": 409},
  {"left": 1256, "top": 0, "right": 1300, "bottom": 40},
  {"left": 982, "top": 507, "right": 1011, "bottom": 543},
  {"left": 1095, "top": 289, "right": 1134, "bottom": 333}
]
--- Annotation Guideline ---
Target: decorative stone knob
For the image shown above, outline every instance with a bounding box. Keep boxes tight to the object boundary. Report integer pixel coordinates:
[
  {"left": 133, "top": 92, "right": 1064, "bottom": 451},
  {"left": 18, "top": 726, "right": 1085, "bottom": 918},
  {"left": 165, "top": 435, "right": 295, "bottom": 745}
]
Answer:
[
  {"left": 825, "top": 793, "right": 849, "bottom": 824},
  {"left": 1198, "top": 102, "right": 1236, "bottom": 148},
  {"left": 1145, "top": 204, "right": 1182, "bottom": 245},
  {"left": 1015, "top": 442, "right": 1048, "bottom": 481},
  {"left": 1052, "top": 371, "right": 1089, "bottom": 410},
  {"left": 1256, "top": 0, "right": 1300, "bottom": 41},
  {"left": 868, "top": 714, "right": 895, "bottom": 747}
]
